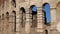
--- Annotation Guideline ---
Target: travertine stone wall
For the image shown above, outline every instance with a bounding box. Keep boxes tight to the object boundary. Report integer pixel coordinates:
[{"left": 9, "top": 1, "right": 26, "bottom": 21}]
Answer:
[
  {"left": 50, "top": 8, "right": 56, "bottom": 29},
  {"left": 16, "top": 10, "right": 20, "bottom": 34},
  {"left": 37, "top": 7, "right": 44, "bottom": 32},
  {"left": 9, "top": 14, "right": 13, "bottom": 34},
  {"left": 0, "top": 0, "right": 60, "bottom": 34},
  {"left": 25, "top": 8, "right": 31, "bottom": 34}
]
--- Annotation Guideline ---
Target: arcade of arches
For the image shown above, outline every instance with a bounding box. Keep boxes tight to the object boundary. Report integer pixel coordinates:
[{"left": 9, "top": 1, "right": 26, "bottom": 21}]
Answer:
[{"left": 0, "top": 0, "right": 60, "bottom": 34}]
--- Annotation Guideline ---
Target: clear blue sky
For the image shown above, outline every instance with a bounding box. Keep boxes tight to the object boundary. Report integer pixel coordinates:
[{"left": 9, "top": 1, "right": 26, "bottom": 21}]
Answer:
[
  {"left": 44, "top": 4, "right": 51, "bottom": 23},
  {"left": 32, "top": 4, "right": 51, "bottom": 23},
  {"left": 32, "top": 6, "right": 37, "bottom": 12}
]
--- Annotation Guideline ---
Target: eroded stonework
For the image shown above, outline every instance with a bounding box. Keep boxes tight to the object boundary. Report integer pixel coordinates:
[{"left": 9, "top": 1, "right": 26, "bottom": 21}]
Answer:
[{"left": 0, "top": 0, "right": 60, "bottom": 34}]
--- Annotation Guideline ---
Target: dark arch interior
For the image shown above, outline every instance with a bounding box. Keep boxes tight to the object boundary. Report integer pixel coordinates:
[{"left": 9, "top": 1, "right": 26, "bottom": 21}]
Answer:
[
  {"left": 12, "top": 11, "right": 16, "bottom": 14},
  {"left": 12, "top": 0, "right": 16, "bottom": 3},
  {"left": 20, "top": 7, "right": 25, "bottom": 13},
  {"left": 12, "top": 0, "right": 16, "bottom": 7},
  {"left": 6, "top": 12, "right": 9, "bottom": 14},
  {"left": 12, "top": 11, "right": 16, "bottom": 16},
  {"left": 2, "top": 14, "right": 4, "bottom": 16},
  {"left": 6, "top": 12, "right": 9, "bottom": 19},
  {"left": 45, "top": 30, "right": 48, "bottom": 34},
  {"left": 57, "top": 2, "right": 60, "bottom": 7},
  {"left": 6, "top": 12, "right": 9, "bottom": 16},
  {"left": 30, "top": 5, "right": 37, "bottom": 15},
  {"left": 12, "top": 11, "right": 16, "bottom": 32},
  {"left": 30, "top": 5, "right": 37, "bottom": 27},
  {"left": 2, "top": 14, "right": 4, "bottom": 20},
  {"left": 20, "top": 7, "right": 26, "bottom": 27}
]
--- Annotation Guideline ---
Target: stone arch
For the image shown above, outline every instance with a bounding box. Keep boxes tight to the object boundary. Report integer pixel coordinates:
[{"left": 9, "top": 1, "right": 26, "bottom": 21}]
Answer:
[
  {"left": 56, "top": 2, "right": 60, "bottom": 23},
  {"left": 5, "top": 12, "right": 9, "bottom": 34},
  {"left": 2, "top": 14, "right": 4, "bottom": 20},
  {"left": 43, "top": 3, "right": 50, "bottom": 8},
  {"left": 56, "top": 2, "right": 60, "bottom": 7},
  {"left": 6, "top": 12, "right": 9, "bottom": 20},
  {"left": 30, "top": 5, "right": 37, "bottom": 28},
  {"left": 8, "top": 11, "right": 16, "bottom": 34},
  {"left": 42, "top": 3, "right": 51, "bottom": 25},
  {"left": 20, "top": 7, "right": 26, "bottom": 13},
  {"left": 11, "top": 11, "right": 16, "bottom": 32},
  {"left": 45, "top": 29, "right": 48, "bottom": 34},
  {"left": 20, "top": 7, "right": 26, "bottom": 28},
  {"left": 11, "top": 0, "right": 16, "bottom": 7}
]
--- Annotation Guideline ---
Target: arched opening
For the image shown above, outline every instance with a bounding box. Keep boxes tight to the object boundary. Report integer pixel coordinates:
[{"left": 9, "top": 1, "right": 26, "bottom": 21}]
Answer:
[
  {"left": 20, "top": 7, "right": 26, "bottom": 28},
  {"left": 56, "top": 2, "right": 60, "bottom": 23},
  {"left": 30, "top": 5, "right": 37, "bottom": 28},
  {"left": 12, "top": 11, "right": 16, "bottom": 32},
  {"left": 6, "top": 12, "right": 9, "bottom": 20},
  {"left": 43, "top": 3, "right": 51, "bottom": 25},
  {"left": 2, "top": 14, "right": 4, "bottom": 20},
  {"left": 6, "top": 12, "right": 9, "bottom": 34},
  {"left": 11, "top": 0, "right": 16, "bottom": 7},
  {"left": 45, "top": 30, "right": 48, "bottom": 34}
]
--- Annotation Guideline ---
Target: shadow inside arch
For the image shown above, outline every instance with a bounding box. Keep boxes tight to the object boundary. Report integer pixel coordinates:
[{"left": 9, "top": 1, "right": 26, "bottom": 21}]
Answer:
[{"left": 45, "top": 29, "right": 48, "bottom": 34}]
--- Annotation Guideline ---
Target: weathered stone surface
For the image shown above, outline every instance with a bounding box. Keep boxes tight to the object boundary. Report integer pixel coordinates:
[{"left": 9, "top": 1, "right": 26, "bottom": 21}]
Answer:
[{"left": 0, "top": 0, "right": 60, "bottom": 34}]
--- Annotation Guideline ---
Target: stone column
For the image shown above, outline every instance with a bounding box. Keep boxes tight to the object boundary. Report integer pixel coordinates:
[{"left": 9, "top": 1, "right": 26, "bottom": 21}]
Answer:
[
  {"left": 16, "top": 11, "right": 21, "bottom": 34},
  {"left": 6, "top": 14, "right": 9, "bottom": 34},
  {"left": 25, "top": 8, "right": 32, "bottom": 34},
  {"left": 37, "top": 7, "right": 44, "bottom": 33},
  {"left": 19, "top": 9, "right": 22, "bottom": 31},
  {"left": 4, "top": 14, "right": 9, "bottom": 34},
  {"left": 9, "top": 14, "right": 14, "bottom": 34},
  {"left": 0, "top": 5, "right": 4, "bottom": 34},
  {"left": 50, "top": 8, "right": 56, "bottom": 29}
]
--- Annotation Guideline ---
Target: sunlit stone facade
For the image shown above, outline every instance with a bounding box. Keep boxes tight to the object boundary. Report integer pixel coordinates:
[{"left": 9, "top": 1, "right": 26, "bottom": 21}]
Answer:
[{"left": 0, "top": 0, "right": 60, "bottom": 34}]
